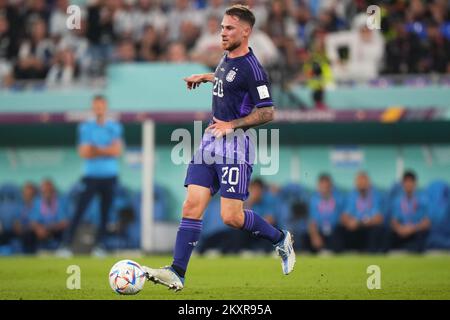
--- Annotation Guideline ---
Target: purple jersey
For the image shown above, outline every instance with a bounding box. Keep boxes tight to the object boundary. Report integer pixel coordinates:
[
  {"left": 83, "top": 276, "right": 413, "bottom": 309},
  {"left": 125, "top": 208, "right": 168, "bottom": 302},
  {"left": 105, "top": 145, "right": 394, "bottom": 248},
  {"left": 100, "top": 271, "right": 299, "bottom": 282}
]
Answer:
[
  {"left": 199, "top": 48, "right": 274, "bottom": 164},
  {"left": 211, "top": 48, "right": 274, "bottom": 120}
]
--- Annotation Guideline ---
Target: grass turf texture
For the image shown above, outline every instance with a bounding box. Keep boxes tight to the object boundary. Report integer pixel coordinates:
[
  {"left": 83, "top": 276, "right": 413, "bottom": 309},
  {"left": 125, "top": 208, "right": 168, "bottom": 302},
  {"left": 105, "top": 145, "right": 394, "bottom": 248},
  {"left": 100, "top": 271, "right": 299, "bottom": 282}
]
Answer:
[{"left": 0, "top": 254, "right": 449, "bottom": 300}]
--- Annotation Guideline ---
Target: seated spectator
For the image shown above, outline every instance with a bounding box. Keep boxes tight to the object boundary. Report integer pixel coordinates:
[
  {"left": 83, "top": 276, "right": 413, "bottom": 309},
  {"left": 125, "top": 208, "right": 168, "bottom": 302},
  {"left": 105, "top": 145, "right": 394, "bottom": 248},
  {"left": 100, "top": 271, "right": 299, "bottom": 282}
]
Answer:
[
  {"left": 49, "top": 0, "right": 71, "bottom": 40},
  {"left": 0, "top": 13, "right": 14, "bottom": 87},
  {"left": 86, "top": 0, "right": 117, "bottom": 72},
  {"left": 201, "top": 0, "right": 226, "bottom": 21},
  {"left": 14, "top": 17, "right": 54, "bottom": 80},
  {"left": 292, "top": 4, "right": 315, "bottom": 49},
  {"left": 167, "top": 0, "right": 202, "bottom": 42},
  {"left": 383, "top": 21, "right": 423, "bottom": 74},
  {"left": 262, "top": 0, "right": 298, "bottom": 68},
  {"left": 249, "top": 29, "right": 279, "bottom": 67},
  {"left": 13, "top": 182, "right": 38, "bottom": 253},
  {"left": 27, "top": 179, "right": 69, "bottom": 253},
  {"left": 243, "top": 178, "right": 279, "bottom": 252},
  {"left": 245, "top": 0, "right": 268, "bottom": 30},
  {"left": 341, "top": 172, "right": 385, "bottom": 253},
  {"left": 45, "top": 48, "right": 80, "bottom": 87},
  {"left": 138, "top": 25, "right": 163, "bottom": 62},
  {"left": 165, "top": 41, "right": 188, "bottom": 63},
  {"left": 246, "top": 179, "right": 276, "bottom": 225},
  {"left": 421, "top": 21, "right": 450, "bottom": 74},
  {"left": 179, "top": 20, "right": 201, "bottom": 51},
  {"left": 308, "top": 174, "right": 345, "bottom": 253},
  {"left": 23, "top": 0, "right": 50, "bottom": 29},
  {"left": 389, "top": 171, "right": 431, "bottom": 253},
  {"left": 132, "top": 0, "right": 168, "bottom": 41},
  {"left": 113, "top": 0, "right": 135, "bottom": 40},
  {"left": 191, "top": 15, "right": 222, "bottom": 69},
  {"left": 57, "top": 18, "right": 90, "bottom": 76},
  {"left": 113, "top": 38, "right": 137, "bottom": 63}
]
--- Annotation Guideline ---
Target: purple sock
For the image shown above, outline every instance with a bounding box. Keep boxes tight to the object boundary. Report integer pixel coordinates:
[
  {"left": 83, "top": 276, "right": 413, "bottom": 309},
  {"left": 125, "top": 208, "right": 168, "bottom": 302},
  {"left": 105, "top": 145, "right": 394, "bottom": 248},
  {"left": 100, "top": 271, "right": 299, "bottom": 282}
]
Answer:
[
  {"left": 171, "top": 217, "right": 202, "bottom": 277},
  {"left": 242, "top": 209, "right": 283, "bottom": 244}
]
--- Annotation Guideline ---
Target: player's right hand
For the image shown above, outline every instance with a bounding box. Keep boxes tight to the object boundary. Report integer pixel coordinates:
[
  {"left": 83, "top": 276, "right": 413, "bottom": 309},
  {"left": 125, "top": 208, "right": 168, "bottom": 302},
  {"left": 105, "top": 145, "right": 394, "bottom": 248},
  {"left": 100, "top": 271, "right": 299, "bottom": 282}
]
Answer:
[{"left": 183, "top": 74, "right": 205, "bottom": 90}]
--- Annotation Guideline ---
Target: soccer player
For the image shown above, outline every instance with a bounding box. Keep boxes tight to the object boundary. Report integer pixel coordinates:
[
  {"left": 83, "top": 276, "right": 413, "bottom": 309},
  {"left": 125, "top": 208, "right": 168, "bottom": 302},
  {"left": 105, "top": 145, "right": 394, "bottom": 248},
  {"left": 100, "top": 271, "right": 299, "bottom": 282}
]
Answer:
[
  {"left": 58, "top": 95, "right": 123, "bottom": 257},
  {"left": 143, "top": 5, "right": 295, "bottom": 292}
]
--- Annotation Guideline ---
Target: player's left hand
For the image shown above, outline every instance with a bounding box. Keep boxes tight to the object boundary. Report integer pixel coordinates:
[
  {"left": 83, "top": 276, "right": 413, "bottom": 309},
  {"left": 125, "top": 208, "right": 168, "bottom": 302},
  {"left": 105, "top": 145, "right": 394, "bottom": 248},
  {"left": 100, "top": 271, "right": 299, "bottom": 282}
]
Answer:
[{"left": 206, "top": 117, "right": 234, "bottom": 138}]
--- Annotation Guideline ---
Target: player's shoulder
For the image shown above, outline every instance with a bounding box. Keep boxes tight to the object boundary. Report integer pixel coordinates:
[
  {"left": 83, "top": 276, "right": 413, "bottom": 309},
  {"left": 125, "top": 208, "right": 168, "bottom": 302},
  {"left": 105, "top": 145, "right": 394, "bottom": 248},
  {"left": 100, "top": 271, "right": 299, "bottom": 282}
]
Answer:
[{"left": 242, "top": 49, "right": 267, "bottom": 81}]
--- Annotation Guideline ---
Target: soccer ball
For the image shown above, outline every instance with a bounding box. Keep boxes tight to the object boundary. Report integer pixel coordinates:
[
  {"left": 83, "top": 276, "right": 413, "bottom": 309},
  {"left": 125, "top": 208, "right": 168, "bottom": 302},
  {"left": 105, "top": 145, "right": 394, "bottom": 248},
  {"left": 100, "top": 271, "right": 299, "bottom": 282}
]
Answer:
[{"left": 109, "top": 259, "right": 147, "bottom": 295}]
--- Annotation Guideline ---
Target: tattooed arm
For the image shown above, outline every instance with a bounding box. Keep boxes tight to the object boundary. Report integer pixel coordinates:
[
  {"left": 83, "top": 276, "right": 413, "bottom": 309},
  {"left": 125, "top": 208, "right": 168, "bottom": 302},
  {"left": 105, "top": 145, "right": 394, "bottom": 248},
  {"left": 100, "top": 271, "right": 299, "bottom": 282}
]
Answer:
[
  {"left": 230, "top": 106, "right": 275, "bottom": 129},
  {"left": 206, "top": 106, "right": 275, "bottom": 138}
]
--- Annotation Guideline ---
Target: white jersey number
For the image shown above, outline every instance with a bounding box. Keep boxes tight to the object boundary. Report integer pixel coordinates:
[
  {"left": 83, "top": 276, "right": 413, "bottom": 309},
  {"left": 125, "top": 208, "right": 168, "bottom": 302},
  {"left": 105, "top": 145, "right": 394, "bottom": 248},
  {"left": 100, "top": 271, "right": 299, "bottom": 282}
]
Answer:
[{"left": 213, "top": 77, "right": 224, "bottom": 98}]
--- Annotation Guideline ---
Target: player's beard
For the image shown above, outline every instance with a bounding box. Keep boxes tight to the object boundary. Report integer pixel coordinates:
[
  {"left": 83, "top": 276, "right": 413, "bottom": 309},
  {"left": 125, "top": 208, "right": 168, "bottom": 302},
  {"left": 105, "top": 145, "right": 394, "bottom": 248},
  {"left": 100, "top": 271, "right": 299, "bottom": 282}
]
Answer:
[{"left": 224, "top": 40, "right": 241, "bottom": 53}]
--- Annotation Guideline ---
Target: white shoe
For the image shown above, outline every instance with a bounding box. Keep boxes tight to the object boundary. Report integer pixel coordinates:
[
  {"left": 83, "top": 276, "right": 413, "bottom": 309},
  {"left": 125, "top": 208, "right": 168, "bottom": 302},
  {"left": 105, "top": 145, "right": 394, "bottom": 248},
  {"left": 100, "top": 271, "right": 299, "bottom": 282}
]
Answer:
[
  {"left": 142, "top": 266, "right": 184, "bottom": 292},
  {"left": 274, "top": 230, "right": 296, "bottom": 275}
]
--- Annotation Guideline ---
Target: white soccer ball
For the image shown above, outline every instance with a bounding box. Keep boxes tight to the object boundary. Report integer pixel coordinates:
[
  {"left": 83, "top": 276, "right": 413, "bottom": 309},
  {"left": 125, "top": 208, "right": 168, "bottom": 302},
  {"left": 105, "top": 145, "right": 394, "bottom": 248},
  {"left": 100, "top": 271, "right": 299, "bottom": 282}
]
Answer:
[{"left": 109, "top": 259, "right": 147, "bottom": 295}]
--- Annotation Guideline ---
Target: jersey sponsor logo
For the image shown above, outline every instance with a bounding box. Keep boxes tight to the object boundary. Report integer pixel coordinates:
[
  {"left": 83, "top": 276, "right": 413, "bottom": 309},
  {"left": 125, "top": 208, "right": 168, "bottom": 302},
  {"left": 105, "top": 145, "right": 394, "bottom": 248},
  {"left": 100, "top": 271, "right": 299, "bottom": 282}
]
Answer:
[
  {"left": 257, "top": 85, "right": 270, "bottom": 99},
  {"left": 226, "top": 70, "right": 237, "bottom": 82}
]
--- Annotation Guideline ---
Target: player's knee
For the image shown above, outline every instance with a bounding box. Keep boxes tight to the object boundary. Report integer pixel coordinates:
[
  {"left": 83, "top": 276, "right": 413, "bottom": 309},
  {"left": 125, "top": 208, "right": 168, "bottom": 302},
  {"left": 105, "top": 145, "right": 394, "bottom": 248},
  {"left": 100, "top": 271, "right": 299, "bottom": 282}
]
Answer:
[
  {"left": 182, "top": 199, "right": 202, "bottom": 219},
  {"left": 221, "top": 211, "right": 243, "bottom": 229}
]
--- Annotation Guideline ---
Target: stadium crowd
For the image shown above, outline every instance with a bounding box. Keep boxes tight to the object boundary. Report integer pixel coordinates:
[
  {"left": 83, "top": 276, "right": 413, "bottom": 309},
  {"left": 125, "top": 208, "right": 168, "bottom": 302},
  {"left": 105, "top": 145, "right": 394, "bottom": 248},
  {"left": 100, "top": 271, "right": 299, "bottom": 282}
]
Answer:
[
  {"left": 1, "top": 170, "right": 450, "bottom": 255},
  {"left": 0, "top": 0, "right": 449, "bottom": 94}
]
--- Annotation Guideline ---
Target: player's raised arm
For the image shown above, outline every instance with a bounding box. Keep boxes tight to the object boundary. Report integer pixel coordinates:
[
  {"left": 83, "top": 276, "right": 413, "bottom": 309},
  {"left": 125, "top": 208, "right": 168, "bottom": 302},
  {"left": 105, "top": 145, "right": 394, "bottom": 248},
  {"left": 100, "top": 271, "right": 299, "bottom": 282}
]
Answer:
[{"left": 183, "top": 73, "right": 215, "bottom": 90}]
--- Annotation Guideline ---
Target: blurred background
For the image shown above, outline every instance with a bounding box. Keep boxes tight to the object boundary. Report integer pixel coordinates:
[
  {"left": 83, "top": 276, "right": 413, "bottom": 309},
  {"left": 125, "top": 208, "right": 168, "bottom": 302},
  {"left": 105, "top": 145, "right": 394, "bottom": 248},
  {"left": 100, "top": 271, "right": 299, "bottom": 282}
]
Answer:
[{"left": 0, "top": 0, "right": 450, "bottom": 256}]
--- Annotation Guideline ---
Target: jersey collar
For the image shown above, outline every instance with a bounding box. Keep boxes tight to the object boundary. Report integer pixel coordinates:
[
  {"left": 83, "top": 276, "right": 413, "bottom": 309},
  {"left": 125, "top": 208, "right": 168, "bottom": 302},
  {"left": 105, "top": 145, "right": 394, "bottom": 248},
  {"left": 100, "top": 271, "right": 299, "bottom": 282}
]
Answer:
[{"left": 225, "top": 47, "right": 253, "bottom": 62}]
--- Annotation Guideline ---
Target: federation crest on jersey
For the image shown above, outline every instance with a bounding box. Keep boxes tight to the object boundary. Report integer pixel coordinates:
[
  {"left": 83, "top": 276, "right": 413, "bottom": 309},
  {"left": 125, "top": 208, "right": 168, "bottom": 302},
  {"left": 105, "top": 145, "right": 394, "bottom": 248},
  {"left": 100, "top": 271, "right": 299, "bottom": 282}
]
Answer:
[{"left": 226, "top": 70, "right": 237, "bottom": 82}]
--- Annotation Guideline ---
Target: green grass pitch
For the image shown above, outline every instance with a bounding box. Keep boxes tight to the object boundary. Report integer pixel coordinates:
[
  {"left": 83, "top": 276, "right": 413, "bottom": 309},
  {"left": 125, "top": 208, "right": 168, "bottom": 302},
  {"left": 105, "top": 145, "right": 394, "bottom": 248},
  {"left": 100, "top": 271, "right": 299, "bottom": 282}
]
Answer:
[{"left": 0, "top": 254, "right": 449, "bottom": 299}]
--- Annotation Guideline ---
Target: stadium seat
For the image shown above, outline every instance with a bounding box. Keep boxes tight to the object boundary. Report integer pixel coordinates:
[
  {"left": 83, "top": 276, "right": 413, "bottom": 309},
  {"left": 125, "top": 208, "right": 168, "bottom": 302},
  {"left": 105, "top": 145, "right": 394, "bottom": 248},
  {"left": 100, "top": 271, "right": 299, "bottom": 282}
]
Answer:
[
  {"left": 278, "top": 183, "right": 311, "bottom": 248},
  {"left": 0, "top": 183, "right": 21, "bottom": 237},
  {"left": 0, "top": 183, "right": 21, "bottom": 203},
  {"left": 426, "top": 180, "right": 450, "bottom": 224},
  {"left": 199, "top": 196, "right": 226, "bottom": 239},
  {"left": 426, "top": 180, "right": 450, "bottom": 249}
]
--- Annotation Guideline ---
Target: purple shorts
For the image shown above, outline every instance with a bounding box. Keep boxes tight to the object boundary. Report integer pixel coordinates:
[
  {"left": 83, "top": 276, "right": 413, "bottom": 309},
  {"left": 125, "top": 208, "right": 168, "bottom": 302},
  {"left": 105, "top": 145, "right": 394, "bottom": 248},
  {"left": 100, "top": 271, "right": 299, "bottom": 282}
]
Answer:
[{"left": 184, "top": 159, "right": 253, "bottom": 201}]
